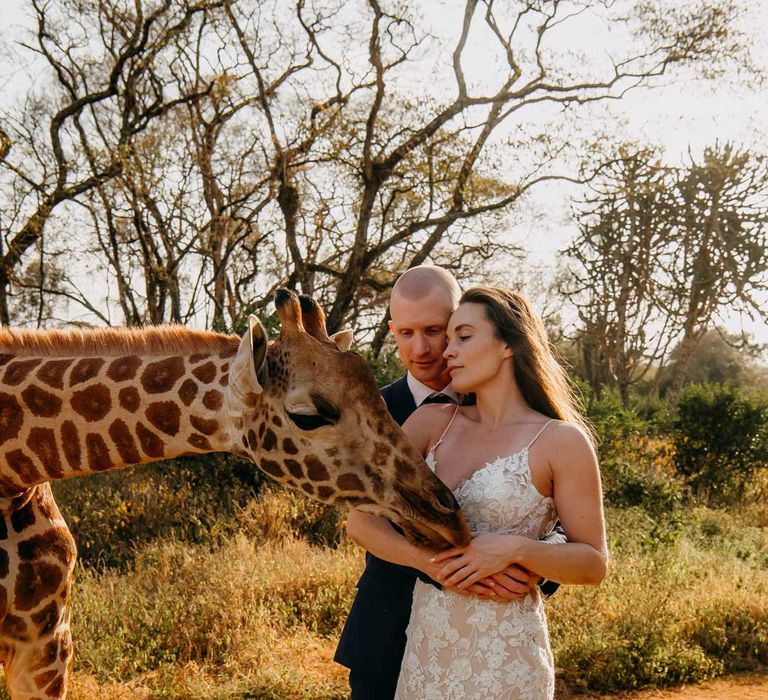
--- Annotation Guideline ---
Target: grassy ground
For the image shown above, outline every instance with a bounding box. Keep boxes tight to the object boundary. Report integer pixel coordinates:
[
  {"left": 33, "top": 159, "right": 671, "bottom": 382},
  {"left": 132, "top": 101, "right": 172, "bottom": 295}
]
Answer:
[{"left": 31, "top": 491, "right": 763, "bottom": 699}]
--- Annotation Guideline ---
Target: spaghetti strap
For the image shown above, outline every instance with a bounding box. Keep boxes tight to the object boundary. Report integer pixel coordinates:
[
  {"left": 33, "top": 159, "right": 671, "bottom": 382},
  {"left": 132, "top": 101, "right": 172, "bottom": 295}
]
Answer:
[
  {"left": 432, "top": 404, "right": 461, "bottom": 452},
  {"left": 525, "top": 419, "right": 554, "bottom": 450}
]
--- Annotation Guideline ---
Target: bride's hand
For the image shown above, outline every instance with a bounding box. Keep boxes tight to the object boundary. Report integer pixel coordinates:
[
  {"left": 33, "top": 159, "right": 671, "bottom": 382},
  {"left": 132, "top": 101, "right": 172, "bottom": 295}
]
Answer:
[{"left": 432, "top": 533, "right": 523, "bottom": 590}]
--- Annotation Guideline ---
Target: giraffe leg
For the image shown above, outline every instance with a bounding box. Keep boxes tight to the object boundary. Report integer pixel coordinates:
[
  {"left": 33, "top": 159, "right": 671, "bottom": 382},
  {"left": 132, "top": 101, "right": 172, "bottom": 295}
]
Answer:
[{"left": 3, "top": 623, "right": 72, "bottom": 700}]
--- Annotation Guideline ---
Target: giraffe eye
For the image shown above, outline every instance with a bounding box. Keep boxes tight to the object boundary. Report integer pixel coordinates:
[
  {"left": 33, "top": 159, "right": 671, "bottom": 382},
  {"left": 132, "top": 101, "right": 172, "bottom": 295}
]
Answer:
[{"left": 287, "top": 412, "right": 335, "bottom": 431}]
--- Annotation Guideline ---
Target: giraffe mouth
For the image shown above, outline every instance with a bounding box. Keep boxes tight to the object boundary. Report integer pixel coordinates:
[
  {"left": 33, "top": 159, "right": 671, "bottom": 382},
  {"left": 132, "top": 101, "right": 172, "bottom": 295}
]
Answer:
[{"left": 393, "top": 487, "right": 471, "bottom": 549}]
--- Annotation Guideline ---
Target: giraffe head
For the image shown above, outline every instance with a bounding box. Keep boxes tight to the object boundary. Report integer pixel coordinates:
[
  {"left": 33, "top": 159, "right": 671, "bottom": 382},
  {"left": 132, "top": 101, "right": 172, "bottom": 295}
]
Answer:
[{"left": 227, "top": 289, "right": 470, "bottom": 549}]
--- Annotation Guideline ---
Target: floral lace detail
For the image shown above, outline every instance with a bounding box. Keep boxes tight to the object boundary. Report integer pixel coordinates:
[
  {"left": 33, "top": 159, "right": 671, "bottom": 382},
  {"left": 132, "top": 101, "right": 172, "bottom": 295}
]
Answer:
[{"left": 394, "top": 450, "right": 557, "bottom": 700}]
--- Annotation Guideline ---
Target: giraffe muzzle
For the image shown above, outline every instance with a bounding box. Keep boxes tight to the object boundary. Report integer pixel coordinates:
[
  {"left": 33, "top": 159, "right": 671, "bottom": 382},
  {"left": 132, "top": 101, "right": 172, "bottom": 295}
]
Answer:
[{"left": 395, "top": 484, "right": 471, "bottom": 549}]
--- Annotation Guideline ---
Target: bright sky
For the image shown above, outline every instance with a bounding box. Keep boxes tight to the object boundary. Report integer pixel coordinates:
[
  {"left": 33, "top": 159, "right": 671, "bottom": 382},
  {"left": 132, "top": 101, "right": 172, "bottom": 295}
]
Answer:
[{"left": 1, "top": 0, "right": 766, "bottom": 349}]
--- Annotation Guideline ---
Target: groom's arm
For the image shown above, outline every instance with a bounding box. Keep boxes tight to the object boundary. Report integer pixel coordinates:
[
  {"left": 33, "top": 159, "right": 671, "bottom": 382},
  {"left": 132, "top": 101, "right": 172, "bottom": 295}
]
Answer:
[{"left": 538, "top": 523, "right": 566, "bottom": 597}]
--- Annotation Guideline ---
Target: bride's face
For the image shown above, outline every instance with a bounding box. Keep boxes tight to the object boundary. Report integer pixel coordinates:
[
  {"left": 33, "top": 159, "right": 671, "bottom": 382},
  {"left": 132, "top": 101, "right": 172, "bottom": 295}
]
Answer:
[{"left": 443, "top": 302, "right": 512, "bottom": 394}]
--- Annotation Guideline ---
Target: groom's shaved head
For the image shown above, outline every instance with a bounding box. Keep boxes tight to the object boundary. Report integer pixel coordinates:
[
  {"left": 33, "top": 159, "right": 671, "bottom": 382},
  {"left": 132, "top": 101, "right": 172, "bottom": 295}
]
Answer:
[{"left": 390, "top": 265, "right": 461, "bottom": 311}]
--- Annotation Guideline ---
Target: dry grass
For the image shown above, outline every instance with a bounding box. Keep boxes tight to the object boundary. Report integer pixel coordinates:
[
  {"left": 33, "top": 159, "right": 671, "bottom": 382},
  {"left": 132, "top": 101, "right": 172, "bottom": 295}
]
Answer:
[{"left": 2, "top": 488, "right": 762, "bottom": 699}]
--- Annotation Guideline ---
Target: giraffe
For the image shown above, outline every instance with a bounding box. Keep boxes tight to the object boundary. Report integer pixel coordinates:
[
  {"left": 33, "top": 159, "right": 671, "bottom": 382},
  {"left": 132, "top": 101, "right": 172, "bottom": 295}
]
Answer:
[{"left": 0, "top": 288, "right": 470, "bottom": 700}]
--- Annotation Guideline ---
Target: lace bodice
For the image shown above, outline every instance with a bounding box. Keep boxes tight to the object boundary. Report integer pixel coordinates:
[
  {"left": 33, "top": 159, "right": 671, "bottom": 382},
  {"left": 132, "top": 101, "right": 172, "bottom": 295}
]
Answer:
[
  {"left": 395, "top": 413, "right": 558, "bottom": 699},
  {"left": 428, "top": 447, "right": 557, "bottom": 539}
]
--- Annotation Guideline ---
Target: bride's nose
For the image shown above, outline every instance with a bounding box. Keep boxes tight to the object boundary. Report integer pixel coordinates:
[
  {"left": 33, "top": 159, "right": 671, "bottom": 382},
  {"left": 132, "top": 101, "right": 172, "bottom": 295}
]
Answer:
[{"left": 443, "top": 342, "right": 456, "bottom": 360}]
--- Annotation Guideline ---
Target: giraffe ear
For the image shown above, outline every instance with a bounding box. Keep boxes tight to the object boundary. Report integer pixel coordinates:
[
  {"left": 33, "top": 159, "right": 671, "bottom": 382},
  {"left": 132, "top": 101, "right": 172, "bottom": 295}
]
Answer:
[
  {"left": 330, "top": 329, "right": 353, "bottom": 351},
  {"left": 230, "top": 315, "right": 268, "bottom": 400}
]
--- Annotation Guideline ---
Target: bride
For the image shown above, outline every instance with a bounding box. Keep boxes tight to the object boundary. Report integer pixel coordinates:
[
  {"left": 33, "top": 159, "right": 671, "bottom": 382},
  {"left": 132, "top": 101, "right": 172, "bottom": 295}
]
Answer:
[{"left": 381, "top": 286, "right": 606, "bottom": 699}]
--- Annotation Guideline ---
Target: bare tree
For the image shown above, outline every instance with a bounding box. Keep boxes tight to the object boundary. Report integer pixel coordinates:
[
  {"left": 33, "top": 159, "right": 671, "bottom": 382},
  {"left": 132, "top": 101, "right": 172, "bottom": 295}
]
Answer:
[
  {"left": 664, "top": 143, "right": 768, "bottom": 392},
  {"left": 0, "top": 0, "right": 225, "bottom": 325},
  {"left": 562, "top": 147, "right": 677, "bottom": 403},
  {"left": 562, "top": 143, "right": 768, "bottom": 401},
  {"left": 0, "top": 0, "right": 749, "bottom": 334}
]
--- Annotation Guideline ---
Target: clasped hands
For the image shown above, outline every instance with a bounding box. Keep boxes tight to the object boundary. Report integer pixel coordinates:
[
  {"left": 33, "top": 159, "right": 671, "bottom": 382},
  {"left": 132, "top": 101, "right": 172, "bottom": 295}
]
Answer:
[{"left": 428, "top": 532, "right": 538, "bottom": 602}]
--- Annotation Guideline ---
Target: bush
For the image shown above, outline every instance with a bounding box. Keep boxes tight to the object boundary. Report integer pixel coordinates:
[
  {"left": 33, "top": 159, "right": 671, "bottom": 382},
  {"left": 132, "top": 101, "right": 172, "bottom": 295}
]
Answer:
[
  {"left": 53, "top": 453, "right": 263, "bottom": 570},
  {"left": 672, "top": 383, "right": 768, "bottom": 504}
]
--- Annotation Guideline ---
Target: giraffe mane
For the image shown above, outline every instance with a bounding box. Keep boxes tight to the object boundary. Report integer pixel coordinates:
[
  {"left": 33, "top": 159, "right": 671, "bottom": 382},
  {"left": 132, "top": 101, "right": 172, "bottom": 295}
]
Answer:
[{"left": 0, "top": 325, "right": 240, "bottom": 357}]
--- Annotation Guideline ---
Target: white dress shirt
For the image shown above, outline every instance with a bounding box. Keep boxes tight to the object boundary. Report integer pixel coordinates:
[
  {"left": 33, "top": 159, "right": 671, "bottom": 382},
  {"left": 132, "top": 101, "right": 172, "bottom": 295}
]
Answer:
[{"left": 406, "top": 373, "right": 459, "bottom": 407}]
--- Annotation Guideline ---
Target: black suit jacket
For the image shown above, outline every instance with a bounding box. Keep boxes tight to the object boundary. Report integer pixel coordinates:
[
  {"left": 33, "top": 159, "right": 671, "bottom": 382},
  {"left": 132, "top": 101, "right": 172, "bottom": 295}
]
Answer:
[{"left": 334, "top": 375, "right": 425, "bottom": 678}]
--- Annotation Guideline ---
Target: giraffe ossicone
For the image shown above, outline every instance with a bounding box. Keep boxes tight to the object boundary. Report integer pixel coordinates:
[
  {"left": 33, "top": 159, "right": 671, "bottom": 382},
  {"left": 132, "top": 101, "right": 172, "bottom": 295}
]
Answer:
[{"left": 0, "top": 288, "right": 469, "bottom": 699}]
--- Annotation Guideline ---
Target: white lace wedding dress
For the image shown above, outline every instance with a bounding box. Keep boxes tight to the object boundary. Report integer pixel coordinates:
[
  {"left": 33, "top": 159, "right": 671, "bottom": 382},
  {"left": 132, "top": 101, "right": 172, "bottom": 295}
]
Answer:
[{"left": 395, "top": 414, "right": 558, "bottom": 700}]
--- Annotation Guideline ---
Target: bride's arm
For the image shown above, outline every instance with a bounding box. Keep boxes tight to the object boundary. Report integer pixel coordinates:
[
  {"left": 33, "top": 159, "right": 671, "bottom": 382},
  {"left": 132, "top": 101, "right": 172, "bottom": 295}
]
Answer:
[{"left": 434, "top": 422, "right": 608, "bottom": 588}]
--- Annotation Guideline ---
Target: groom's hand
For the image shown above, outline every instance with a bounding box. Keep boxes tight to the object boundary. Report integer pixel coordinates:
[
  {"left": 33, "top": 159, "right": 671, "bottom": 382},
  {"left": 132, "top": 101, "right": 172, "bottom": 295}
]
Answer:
[{"left": 483, "top": 565, "right": 538, "bottom": 601}]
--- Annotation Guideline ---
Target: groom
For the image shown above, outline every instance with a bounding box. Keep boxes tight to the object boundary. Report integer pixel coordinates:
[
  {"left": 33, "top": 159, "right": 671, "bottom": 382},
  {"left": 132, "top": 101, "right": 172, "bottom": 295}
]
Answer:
[{"left": 334, "top": 265, "right": 559, "bottom": 699}]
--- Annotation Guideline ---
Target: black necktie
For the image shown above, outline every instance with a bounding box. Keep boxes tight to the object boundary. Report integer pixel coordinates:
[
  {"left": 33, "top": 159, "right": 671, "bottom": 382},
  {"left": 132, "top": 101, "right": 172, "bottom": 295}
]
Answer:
[{"left": 422, "top": 393, "right": 456, "bottom": 405}]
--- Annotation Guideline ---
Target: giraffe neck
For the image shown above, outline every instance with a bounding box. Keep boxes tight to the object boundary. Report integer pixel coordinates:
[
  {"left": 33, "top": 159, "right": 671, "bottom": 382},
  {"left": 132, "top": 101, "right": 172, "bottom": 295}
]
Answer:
[{"left": 0, "top": 346, "right": 239, "bottom": 493}]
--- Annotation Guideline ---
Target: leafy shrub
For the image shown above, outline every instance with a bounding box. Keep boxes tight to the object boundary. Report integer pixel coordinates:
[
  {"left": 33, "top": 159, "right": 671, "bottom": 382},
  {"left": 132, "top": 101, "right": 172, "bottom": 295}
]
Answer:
[
  {"left": 240, "top": 485, "right": 345, "bottom": 548},
  {"left": 672, "top": 383, "right": 768, "bottom": 504},
  {"left": 53, "top": 453, "right": 263, "bottom": 569}
]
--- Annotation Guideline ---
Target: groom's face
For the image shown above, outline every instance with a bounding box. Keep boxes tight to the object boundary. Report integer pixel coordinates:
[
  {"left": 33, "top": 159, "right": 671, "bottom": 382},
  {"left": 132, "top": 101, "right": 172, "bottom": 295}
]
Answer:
[{"left": 389, "top": 288, "right": 454, "bottom": 391}]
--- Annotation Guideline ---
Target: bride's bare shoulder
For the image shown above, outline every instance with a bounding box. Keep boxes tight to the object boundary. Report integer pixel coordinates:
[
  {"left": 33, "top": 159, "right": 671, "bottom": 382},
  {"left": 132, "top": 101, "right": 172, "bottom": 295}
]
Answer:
[{"left": 542, "top": 420, "right": 595, "bottom": 453}]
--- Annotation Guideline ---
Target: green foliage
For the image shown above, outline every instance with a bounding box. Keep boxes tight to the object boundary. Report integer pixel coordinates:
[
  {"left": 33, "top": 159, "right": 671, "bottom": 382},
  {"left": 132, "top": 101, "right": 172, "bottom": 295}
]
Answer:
[
  {"left": 358, "top": 347, "right": 404, "bottom": 388},
  {"left": 672, "top": 383, "right": 768, "bottom": 504},
  {"left": 53, "top": 454, "right": 263, "bottom": 569}
]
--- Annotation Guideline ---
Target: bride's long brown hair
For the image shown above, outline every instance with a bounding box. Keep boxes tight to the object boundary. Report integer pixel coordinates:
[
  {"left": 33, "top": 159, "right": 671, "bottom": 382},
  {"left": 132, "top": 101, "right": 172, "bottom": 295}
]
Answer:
[{"left": 461, "top": 287, "right": 595, "bottom": 445}]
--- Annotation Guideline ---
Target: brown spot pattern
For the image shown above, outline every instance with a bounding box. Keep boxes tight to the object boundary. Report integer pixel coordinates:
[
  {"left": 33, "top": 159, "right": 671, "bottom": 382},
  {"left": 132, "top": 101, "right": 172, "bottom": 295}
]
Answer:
[
  {"left": 317, "top": 486, "right": 334, "bottom": 501},
  {"left": 395, "top": 456, "right": 416, "bottom": 480},
  {"left": 109, "top": 419, "right": 141, "bottom": 465},
  {"left": 285, "top": 459, "right": 304, "bottom": 479},
  {"left": 263, "top": 428, "right": 277, "bottom": 451},
  {"left": 34, "top": 669, "right": 58, "bottom": 690},
  {"left": 107, "top": 355, "right": 142, "bottom": 382},
  {"left": 21, "top": 384, "right": 61, "bottom": 418},
  {"left": 11, "top": 499, "right": 36, "bottom": 533},
  {"left": 2, "top": 613, "right": 29, "bottom": 641},
  {"left": 305, "top": 456, "right": 329, "bottom": 482},
  {"left": 7, "top": 449, "right": 42, "bottom": 483},
  {"left": 36, "top": 359, "right": 72, "bottom": 389},
  {"left": 0, "top": 549, "right": 8, "bottom": 579},
  {"left": 0, "top": 354, "right": 13, "bottom": 367},
  {"left": 86, "top": 433, "right": 112, "bottom": 471},
  {"left": 136, "top": 423, "right": 164, "bottom": 458},
  {"left": 219, "top": 373, "right": 229, "bottom": 386},
  {"left": 283, "top": 438, "right": 298, "bottom": 455},
  {"left": 71, "top": 383, "right": 111, "bottom": 422},
  {"left": 202, "top": 390, "right": 223, "bottom": 410},
  {"left": 69, "top": 357, "right": 105, "bottom": 386},
  {"left": 146, "top": 401, "right": 181, "bottom": 436},
  {"left": 188, "top": 434, "right": 212, "bottom": 451},
  {"left": 61, "top": 421, "right": 81, "bottom": 468},
  {"left": 32, "top": 640, "right": 58, "bottom": 670},
  {"left": 47, "top": 675, "right": 65, "bottom": 697},
  {"left": 190, "top": 415, "right": 218, "bottom": 436},
  {"left": 31, "top": 601, "right": 61, "bottom": 636},
  {"left": 18, "top": 530, "right": 74, "bottom": 566},
  {"left": 3, "top": 358, "right": 42, "bottom": 385},
  {"left": 179, "top": 378, "right": 198, "bottom": 406},
  {"left": 141, "top": 356, "right": 185, "bottom": 394},
  {"left": 364, "top": 465, "right": 385, "bottom": 499},
  {"left": 219, "top": 346, "right": 238, "bottom": 359},
  {"left": 189, "top": 353, "right": 209, "bottom": 363},
  {"left": 260, "top": 459, "right": 284, "bottom": 478},
  {"left": 301, "top": 483, "right": 315, "bottom": 495},
  {"left": 191, "top": 361, "right": 216, "bottom": 383},
  {"left": 272, "top": 414, "right": 282, "bottom": 427},
  {"left": 338, "top": 473, "right": 365, "bottom": 491},
  {"left": 119, "top": 386, "right": 141, "bottom": 413},
  {"left": 29, "top": 428, "right": 63, "bottom": 479},
  {"left": 14, "top": 561, "right": 63, "bottom": 611},
  {"left": 0, "top": 391, "right": 23, "bottom": 444}
]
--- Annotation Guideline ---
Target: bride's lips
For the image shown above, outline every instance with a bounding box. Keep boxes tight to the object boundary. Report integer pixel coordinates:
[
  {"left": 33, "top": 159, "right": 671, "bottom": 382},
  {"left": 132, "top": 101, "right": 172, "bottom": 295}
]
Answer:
[{"left": 448, "top": 365, "right": 462, "bottom": 374}]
